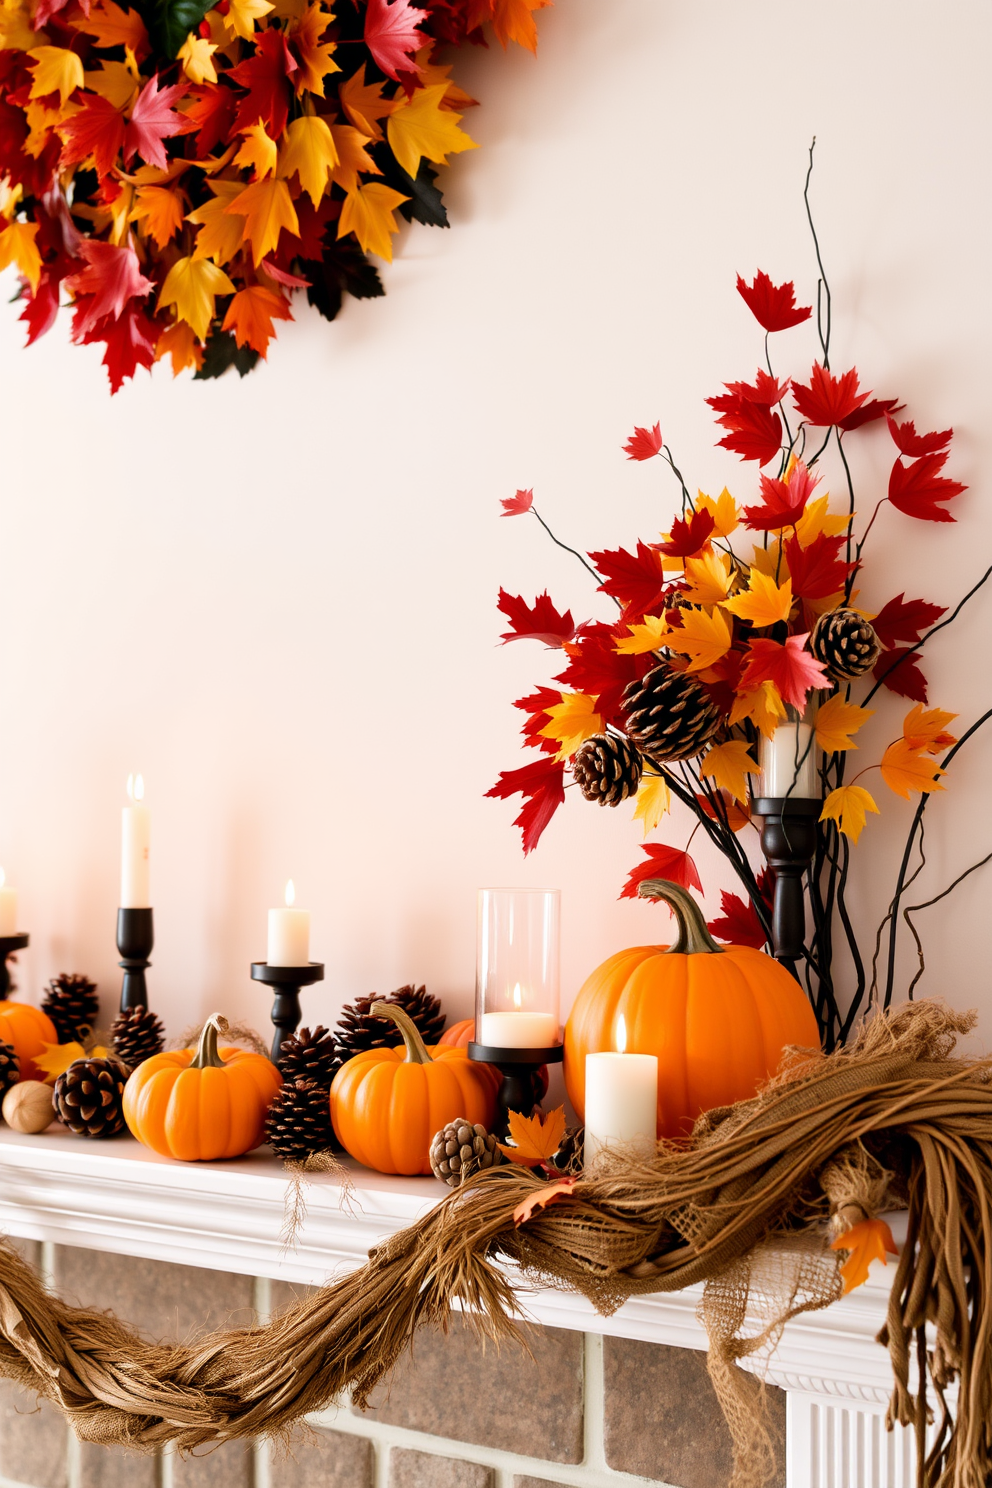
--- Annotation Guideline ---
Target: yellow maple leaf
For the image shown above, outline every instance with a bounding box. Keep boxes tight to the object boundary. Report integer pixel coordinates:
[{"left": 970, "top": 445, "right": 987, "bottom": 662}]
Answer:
[
  {"left": 831, "top": 1217, "right": 898, "bottom": 1293},
  {"left": 224, "top": 0, "right": 273, "bottom": 39},
  {"left": 130, "top": 184, "right": 185, "bottom": 249},
  {"left": 329, "top": 124, "right": 380, "bottom": 192},
  {"left": 337, "top": 180, "right": 407, "bottom": 261},
  {"left": 178, "top": 33, "right": 218, "bottom": 84},
  {"left": 750, "top": 542, "right": 788, "bottom": 582},
  {"left": 279, "top": 114, "right": 337, "bottom": 206},
  {"left": 0, "top": 219, "right": 41, "bottom": 291},
  {"left": 289, "top": 3, "right": 338, "bottom": 95},
  {"left": 409, "top": 44, "right": 477, "bottom": 110},
  {"left": 189, "top": 179, "right": 246, "bottom": 266},
  {"left": 386, "top": 81, "right": 477, "bottom": 180},
  {"left": 902, "top": 704, "right": 958, "bottom": 755},
  {"left": 538, "top": 692, "right": 603, "bottom": 760},
  {"left": 158, "top": 255, "right": 235, "bottom": 341},
  {"left": 814, "top": 694, "right": 874, "bottom": 754},
  {"left": 338, "top": 64, "right": 398, "bottom": 141},
  {"left": 35, "top": 1040, "right": 110, "bottom": 1084},
  {"left": 700, "top": 740, "right": 759, "bottom": 803},
  {"left": 28, "top": 45, "right": 84, "bottom": 105},
  {"left": 729, "top": 681, "right": 786, "bottom": 740},
  {"left": 682, "top": 549, "right": 732, "bottom": 607},
  {"left": 820, "top": 785, "right": 879, "bottom": 844},
  {"left": 497, "top": 1105, "right": 566, "bottom": 1167},
  {"left": 614, "top": 614, "right": 667, "bottom": 655},
  {"left": 722, "top": 569, "right": 793, "bottom": 627},
  {"left": 156, "top": 319, "right": 203, "bottom": 375},
  {"left": 226, "top": 176, "right": 298, "bottom": 265},
  {"left": 83, "top": 60, "right": 138, "bottom": 110},
  {"left": 234, "top": 121, "right": 278, "bottom": 179},
  {"left": 667, "top": 607, "right": 732, "bottom": 673},
  {"left": 632, "top": 773, "right": 671, "bottom": 837},
  {"left": 0, "top": 0, "right": 41, "bottom": 52},
  {"left": 880, "top": 739, "right": 946, "bottom": 800},
  {"left": 794, "top": 494, "right": 851, "bottom": 547},
  {"left": 696, "top": 487, "right": 739, "bottom": 538}
]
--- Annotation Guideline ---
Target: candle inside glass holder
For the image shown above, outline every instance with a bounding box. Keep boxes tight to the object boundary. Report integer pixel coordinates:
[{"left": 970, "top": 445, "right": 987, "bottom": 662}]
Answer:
[
  {"left": 475, "top": 888, "right": 561, "bottom": 1050},
  {"left": 759, "top": 719, "right": 818, "bottom": 799}
]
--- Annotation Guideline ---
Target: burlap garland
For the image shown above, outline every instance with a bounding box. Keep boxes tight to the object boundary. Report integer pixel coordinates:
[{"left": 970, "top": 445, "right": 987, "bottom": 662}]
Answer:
[{"left": 0, "top": 1000, "right": 987, "bottom": 1488}]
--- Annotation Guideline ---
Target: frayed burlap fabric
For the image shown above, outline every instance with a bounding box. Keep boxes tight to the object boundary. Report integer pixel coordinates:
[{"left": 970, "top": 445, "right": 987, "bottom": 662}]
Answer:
[{"left": 0, "top": 1001, "right": 988, "bottom": 1488}]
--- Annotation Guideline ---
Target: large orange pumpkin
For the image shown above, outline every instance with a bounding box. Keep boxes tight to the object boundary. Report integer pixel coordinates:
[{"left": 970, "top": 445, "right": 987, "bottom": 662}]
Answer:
[
  {"left": 437, "top": 1018, "right": 474, "bottom": 1049},
  {"left": 123, "top": 1013, "right": 282, "bottom": 1160},
  {"left": 0, "top": 1000, "right": 58, "bottom": 1082},
  {"left": 564, "top": 879, "right": 821, "bottom": 1139},
  {"left": 331, "top": 1002, "right": 499, "bottom": 1174}
]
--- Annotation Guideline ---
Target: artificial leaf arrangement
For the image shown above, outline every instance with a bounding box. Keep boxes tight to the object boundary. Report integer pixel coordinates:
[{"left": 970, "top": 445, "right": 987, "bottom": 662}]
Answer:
[
  {"left": 490, "top": 147, "right": 989, "bottom": 1051},
  {"left": 0, "top": 0, "right": 548, "bottom": 390}
]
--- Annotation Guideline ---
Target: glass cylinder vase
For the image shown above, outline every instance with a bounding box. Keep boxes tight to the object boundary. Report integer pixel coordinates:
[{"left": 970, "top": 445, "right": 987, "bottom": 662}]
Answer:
[
  {"left": 475, "top": 888, "right": 561, "bottom": 1052},
  {"left": 758, "top": 717, "right": 819, "bottom": 800}
]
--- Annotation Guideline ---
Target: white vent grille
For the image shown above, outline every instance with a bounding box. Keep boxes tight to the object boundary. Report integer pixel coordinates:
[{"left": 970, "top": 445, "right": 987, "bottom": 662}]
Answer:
[{"left": 788, "top": 1393, "right": 919, "bottom": 1488}]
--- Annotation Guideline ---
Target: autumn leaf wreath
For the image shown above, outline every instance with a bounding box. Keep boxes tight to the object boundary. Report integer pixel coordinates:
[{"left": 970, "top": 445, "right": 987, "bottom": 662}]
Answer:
[{"left": 0, "top": 0, "right": 548, "bottom": 388}]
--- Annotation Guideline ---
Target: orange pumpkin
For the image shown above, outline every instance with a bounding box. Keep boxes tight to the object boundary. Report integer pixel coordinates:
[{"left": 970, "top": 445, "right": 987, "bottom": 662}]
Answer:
[
  {"left": 0, "top": 1000, "right": 58, "bottom": 1082},
  {"left": 331, "top": 1002, "right": 499, "bottom": 1174},
  {"left": 564, "top": 879, "right": 821, "bottom": 1140},
  {"left": 123, "top": 1013, "right": 282, "bottom": 1161},
  {"left": 438, "top": 1018, "right": 474, "bottom": 1049}
]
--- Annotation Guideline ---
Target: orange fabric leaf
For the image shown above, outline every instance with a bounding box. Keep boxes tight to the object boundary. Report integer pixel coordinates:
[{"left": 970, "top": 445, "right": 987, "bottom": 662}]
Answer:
[
  {"left": 831, "top": 1217, "right": 899, "bottom": 1293},
  {"left": 497, "top": 1105, "right": 566, "bottom": 1167},
  {"left": 513, "top": 1176, "right": 577, "bottom": 1226}
]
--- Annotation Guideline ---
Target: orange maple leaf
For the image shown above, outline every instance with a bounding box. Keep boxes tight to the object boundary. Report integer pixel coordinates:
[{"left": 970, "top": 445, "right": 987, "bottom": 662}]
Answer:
[
  {"left": 497, "top": 1105, "right": 566, "bottom": 1167},
  {"left": 830, "top": 1217, "right": 899, "bottom": 1293},
  {"left": 222, "top": 285, "right": 292, "bottom": 356},
  {"left": 880, "top": 738, "right": 946, "bottom": 800},
  {"left": 513, "top": 1176, "right": 576, "bottom": 1226}
]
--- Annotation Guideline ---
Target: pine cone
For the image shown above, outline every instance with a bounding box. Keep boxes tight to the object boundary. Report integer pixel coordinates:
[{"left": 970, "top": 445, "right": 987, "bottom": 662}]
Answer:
[
  {"left": 573, "top": 734, "right": 642, "bottom": 807},
  {"left": 41, "top": 974, "right": 99, "bottom": 1045},
  {"left": 53, "top": 1057, "right": 127, "bottom": 1138},
  {"left": 622, "top": 663, "right": 723, "bottom": 763},
  {"left": 550, "top": 1125, "right": 584, "bottom": 1176},
  {"left": 109, "top": 1007, "right": 165, "bottom": 1072},
  {"left": 265, "top": 1078, "right": 336, "bottom": 1160},
  {"left": 430, "top": 1119, "right": 503, "bottom": 1188},
  {"left": 811, "top": 609, "right": 881, "bottom": 681},
  {"left": 278, "top": 1025, "right": 340, "bottom": 1088},
  {"left": 335, "top": 985, "right": 446, "bottom": 1060},
  {"left": 0, "top": 1040, "right": 18, "bottom": 1102}
]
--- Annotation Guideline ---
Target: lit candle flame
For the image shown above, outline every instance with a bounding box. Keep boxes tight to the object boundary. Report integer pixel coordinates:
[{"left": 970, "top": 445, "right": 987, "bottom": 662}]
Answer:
[
  {"left": 512, "top": 983, "right": 522, "bottom": 1009},
  {"left": 285, "top": 879, "right": 296, "bottom": 908},
  {"left": 615, "top": 1013, "right": 627, "bottom": 1054},
  {"left": 127, "top": 773, "right": 145, "bottom": 803}
]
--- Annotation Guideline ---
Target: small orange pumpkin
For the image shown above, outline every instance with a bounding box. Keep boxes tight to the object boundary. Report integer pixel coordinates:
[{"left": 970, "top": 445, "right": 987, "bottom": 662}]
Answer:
[
  {"left": 123, "top": 1013, "right": 282, "bottom": 1161},
  {"left": 564, "top": 879, "right": 821, "bottom": 1140},
  {"left": 331, "top": 1002, "right": 499, "bottom": 1174},
  {"left": 0, "top": 1000, "right": 58, "bottom": 1082},
  {"left": 438, "top": 1017, "right": 474, "bottom": 1049}
]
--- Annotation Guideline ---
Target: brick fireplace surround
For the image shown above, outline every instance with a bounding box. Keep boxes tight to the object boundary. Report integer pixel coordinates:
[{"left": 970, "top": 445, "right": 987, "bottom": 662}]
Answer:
[{"left": 0, "top": 1131, "right": 915, "bottom": 1488}]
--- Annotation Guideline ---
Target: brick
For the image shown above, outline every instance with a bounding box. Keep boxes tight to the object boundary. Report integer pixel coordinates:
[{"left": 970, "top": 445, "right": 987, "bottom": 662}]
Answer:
[
  {"left": 54, "top": 1248, "right": 255, "bottom": 1344},
  {"left": 603, "top": 1339, "right": 786, "bottom": 1487},
  {"left": 514, "top": 1479, "right": 568, "bottom": 1488},
  {"left": 172, "top": 1441, "right": 254, "bottom": 1488},
  {"left": 270, "top": 1426, "right": 373, "bottom": 1488},
  {"left": 389, "top": 1447, "right": 494, "bottom": 1488},
  {"left": 0, "top": 1380, "right": 68, "bottom": 1488},
  {"left": 79, "top": 1442, "right": 158, "bottom": 1488}
]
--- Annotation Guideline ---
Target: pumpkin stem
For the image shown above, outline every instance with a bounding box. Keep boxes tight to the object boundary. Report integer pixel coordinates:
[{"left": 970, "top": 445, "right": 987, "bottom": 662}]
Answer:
[
  {"left": 190, "top": 1013, "right": 230, "bottom": 1070},
  {"left": 636, "top": 879, "right": 725, "bottom": 956},
  {"left": 370, "top": 1001, "right": 434, "bottom": 1065}
]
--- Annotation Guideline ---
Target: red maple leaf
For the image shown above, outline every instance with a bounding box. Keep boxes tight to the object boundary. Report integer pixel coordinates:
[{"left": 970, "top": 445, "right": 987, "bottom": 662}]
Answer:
[
  {"left": 230, "top": 28, "right": 298, "bottom": 138},
  {"left": 620, "top": 844, "right": 703, "bottom": 901},
  {"left": 122, "top": 76, "right": 184, "bottom": 170},
  {"left": 792, "top": 364, "right": 871, "bottom": 428},
  {"left": 588, "top": 541, "right": 666, "bottom": 619},
  {"left": 514, "top": 687, "right": 561, "bottom": 753},
  {"left": 501, "top": 487, "right": 534, "bottom": 516},
  {"left": 718, "top": 369, "right": 790, "bottom": 407},
  {"left": 888, "top": 452, "right": 966, "bottom": 523},
  {"left": 77, "top": 300, "right": 159, "bottom": 393},
  {"left": 872, "top": 594, "right": 946, "bottom": 651},
  {"left": 739, "top": 634, "right": 828, "bottom": 711},
  {"left": 19, "top": 269, "right": 61, "bottom": 344},
  {"left": 623, "top": 422, "right": 663, "bottom": 460},
  {"left": 741, "top": 461, "right": 819, "bottom": 532},
  {"left": 554, "top": 623, "right": 644, "bottom": 726},
  {"left": 736, "top": 271, "right": 811, "bottom": 332},
  {"left": 180, "top": 84, "right": 237, "bottom": 158},
  {"left": 364, "top": 0, "right": 426, "bottom": 81},
  {"left": 707, "top": 869, "right": 773, "bottom": 949},
  {"left": 486, "top": 756, "right": 565, "bottom": 855},
  {"left": 656, "top": 509, "right": 715, "bottom": 558},
  {"left": 838, "top": 397, "right": 902, "bottom": 431},
  {"left": 497, "top": 588, "right": 575, "bottom": 647},
  {"left": 783, "top": 533, "right": 856, "bottom": 602},
  {"left": 708, "top": 390, "right": 782, "bottom": 466},
  {"left": 872, "top": 648, "right": 928, "bottom": 704},
  {"left": 886, "top": 415, "right": 953, "bottom": 457},
  {"left": 59, "top": 93, "right": 124, "bottom": 179},
  {"left": 64, "top": 241, "right": 153, "bottom": 338}
]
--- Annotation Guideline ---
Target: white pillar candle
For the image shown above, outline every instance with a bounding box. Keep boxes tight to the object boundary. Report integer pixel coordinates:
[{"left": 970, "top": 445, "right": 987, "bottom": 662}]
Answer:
[
  {"left": 120, "top": 773, "right": 151, "bottom": 909},
  {"left": 759, "top": 721, "right": 818, "bottom": 798},
  {"left": 0, "top": 870, "right": 17, "bottom": 935},
  {"left": 267, "top": 880, "right": 310, "bottom": 967},
  {"left": 479, "top": 1010, "right": 559, "bottom": 1048},
  {"left": 584, "top": 1016, "right": 658, "bottom": 1169}
]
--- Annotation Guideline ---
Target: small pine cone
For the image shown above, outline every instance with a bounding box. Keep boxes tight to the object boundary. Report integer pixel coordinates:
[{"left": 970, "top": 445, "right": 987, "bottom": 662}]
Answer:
[
  {"left": 109, "top": 1007, "right": 165, "bottom": 1072},
  {"left": 278, "top": 1025, "right": 340, "bottom": 1088},
  {"left": 622, "top": 663, "right": 723, "bottom": 763},
  {"left": 41, "top": 974, "right": 99, "bottom": 1045},
  {"left": 810, "top": 609, "right": 881, "bottom": 681},
  {"left": 0, "top": 1040, "right": 17, "bottom": 1101},
  {"left": 550, "top": 1126, "right": 584, "bottom": 1176},
  {"left": 265, "top": 1078, "right": 337, "bottom": 1161},
  {"left": 335, "top": 985, "right": 446, "bottom": 1060},
  {"left": 430, "top": 1119, "right": 504, "bottom": 1188},
  {"left": 573, "top": 734, "right": 642, "bottom": 807},
  {"left": 53, "top": 1057, "right": 127, "bottom": 1138}
]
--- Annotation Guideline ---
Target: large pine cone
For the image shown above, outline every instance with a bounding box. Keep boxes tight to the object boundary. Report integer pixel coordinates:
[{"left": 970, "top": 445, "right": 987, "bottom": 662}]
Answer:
[
  {"left": 278, "top": 1025, "right": 340, "bottom": 1088},
  {"left": 622, "top": 663, "right": 723, "bottom": 762},
  {"left": 335, "top": 985, "right": 445, "bottom": 1060},
  {"left": 811, "top": 609, "right": 881, "bottom": 681},
  {"left": 573, "top": 734, "right": 642, "bottom": 806},
  {"left": 42, "top": 974, "right": 99, "bottom": 1044},
  {"left": 109, "top": 1007, "right": 165, "bottom": 1072},
  {"left": 430, "top": 1119, "right": 503, "bottom": 1187},
  {"left": 53, "top": 1057, "right": 127, "bottom": 1138},
  {"left": 265, "top": 1078, "right": 337, "bottom": 1160}
]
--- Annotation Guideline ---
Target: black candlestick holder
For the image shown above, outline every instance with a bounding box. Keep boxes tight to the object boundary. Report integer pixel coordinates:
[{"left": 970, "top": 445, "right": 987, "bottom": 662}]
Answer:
[
  {"left": 251, "top": 962, "right": 325, "bottom": 1065},
  {"left": 468, "top": 1041, "right": 564, "bottom": 1139},
  {"left": 755, "top": 797, "right": 821, "bottom": 978},
  {"left": 0, "top": 934, "right": 28, "bottom": 999},
  {"left": 117, "top": 908, "right": 153, "bottom": 1012}
]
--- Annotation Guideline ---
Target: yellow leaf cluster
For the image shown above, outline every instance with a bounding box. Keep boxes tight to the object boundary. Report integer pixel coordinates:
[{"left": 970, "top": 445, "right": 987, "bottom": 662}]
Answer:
[
  {"left": 632, "top": 774, "right": 671, "bottom": 837},
  {"left": 699, "top": 740, "right": 758, "bottom": 803},
  {"left": 178, "top": 33, "right": 218, "bottom": 84},
  {"left": 338, "top": 180, "right": 407, "bottom": 262},
  {"left": 682, "top": 550, "right": 731, "bottom": 607},
  {"left": 234, "top": 122, "right": 278, "bottom": 180},
  {"left": 820, "top": 785, "right": 879, "bottom": 845},
  {"left": 614, "top": 614, "right": 667, "bottom": 656},
  {"left": 189, "top": 179, "right": 245, "bottom": 265},
  {"left": 0, "top": 219, "right": 41, "bottom": 290},
  {"left": 159, "top": 255, "right": 235, "bottom": 341},
  {"left": 27, "top": 45, "right": 83, "bottom": 105},
  {"left": 538, "top": 692, "right": 603, "bottom": 760},
  {"left": 729, "top": 681, "right": 785, "bottom": 740},
  {"left": 696, "top": 487, "right": 739, "bottom": 538},
  {"left": 722, "top": 569, "right": 792, "bottom": 627},
  {"left": 814, "top": 694, "right": 874, "bottom": 754},
  {"left": 386, "top": 82, "right": 477, "bottom": 180},
  {"left": 280, "top": 114, "right": 338, "bottom": 206},
  {"left": 666, "top": 607, "right": 731, "bottom": 673},
  {"left": 226, "top": 176, "right": 299, "bottom": 265}
]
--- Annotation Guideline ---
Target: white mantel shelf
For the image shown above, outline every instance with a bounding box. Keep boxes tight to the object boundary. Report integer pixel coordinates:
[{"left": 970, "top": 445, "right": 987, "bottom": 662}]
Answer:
[{"left": 0, "top": 1127, "right": 902, "bottom": 1407}]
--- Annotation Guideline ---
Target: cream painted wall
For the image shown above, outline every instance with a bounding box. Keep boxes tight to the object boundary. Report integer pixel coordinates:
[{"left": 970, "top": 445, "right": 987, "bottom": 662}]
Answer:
[{"left": 0, "top": 0, "right": 990, "bottom": 1061}]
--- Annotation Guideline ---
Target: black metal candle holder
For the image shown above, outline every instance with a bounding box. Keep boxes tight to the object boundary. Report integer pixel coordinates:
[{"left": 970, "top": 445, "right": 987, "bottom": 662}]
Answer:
[
  {"left": 0, "top": 934, "right": 28, "bottom": 999},
  {"left": 468, "top": 1041, "right": 564, "bottom": 1139},
  {"left": 117, "top": 908, "right": 154, "bottom": 1012},
  {"left": 755, "top": 797, "right": 821, "bottom": 978},
  {"left": 251, "top": 962, "right": 325, "bottom": 1065}
]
